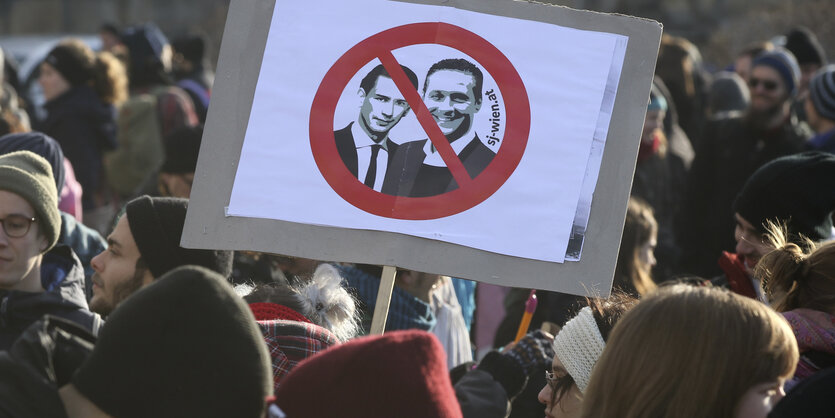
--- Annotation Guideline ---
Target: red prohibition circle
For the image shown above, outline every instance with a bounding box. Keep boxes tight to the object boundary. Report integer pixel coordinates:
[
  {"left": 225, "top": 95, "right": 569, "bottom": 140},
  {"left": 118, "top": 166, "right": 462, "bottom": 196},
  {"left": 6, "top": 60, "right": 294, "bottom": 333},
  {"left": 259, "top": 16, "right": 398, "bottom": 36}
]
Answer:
[{"left": 310, "top": 22, "right": 530, "bottom": 220}]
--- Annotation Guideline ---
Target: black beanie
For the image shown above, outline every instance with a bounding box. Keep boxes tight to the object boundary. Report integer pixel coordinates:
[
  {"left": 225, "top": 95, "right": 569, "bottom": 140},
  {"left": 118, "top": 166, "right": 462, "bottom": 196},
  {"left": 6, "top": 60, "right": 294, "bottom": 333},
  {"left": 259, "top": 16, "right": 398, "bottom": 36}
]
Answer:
[
  {"left": 161, "top": 125, "right": 203, "bottom": 174},
  {"left": 0, "top": 132, "right": 65, "bottom": 195},
  {"left": 72, "top": 265, "right": 273, "bottom": 418},
  {"left": 121, "top": 23, "right": 170, "bottom": 88},
  {"left": 784, "top": 27, "right": 827, "bottom": 67},
  {"left": 171, "top": 35, "right": 206, "bottom": 63},
  {"left": 125, "top": 195, "right": 233, "bottom": 278},
  {"left": 733, "top": 152, "right": 835, "bottom": 243},
  {"left": 43, "top": 42, "right": 95, "bottom": 87}
]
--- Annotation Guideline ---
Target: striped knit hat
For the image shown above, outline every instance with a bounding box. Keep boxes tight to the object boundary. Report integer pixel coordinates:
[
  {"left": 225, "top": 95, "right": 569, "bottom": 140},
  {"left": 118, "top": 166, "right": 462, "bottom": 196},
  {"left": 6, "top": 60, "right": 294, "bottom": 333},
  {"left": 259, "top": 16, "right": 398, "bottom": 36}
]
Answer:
[{"left": 809, "top": 65, "right": 835, "bottom": 121}]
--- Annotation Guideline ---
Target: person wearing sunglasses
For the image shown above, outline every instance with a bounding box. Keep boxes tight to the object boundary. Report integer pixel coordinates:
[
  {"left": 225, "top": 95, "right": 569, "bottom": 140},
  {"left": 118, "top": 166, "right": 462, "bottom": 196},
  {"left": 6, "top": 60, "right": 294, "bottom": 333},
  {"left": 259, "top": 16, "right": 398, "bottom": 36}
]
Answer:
[
  {"left": 676, "top": 47, "right": 811, "bottom": 279},
  {"left": 0, "top": 150, "right": 100, "bottom": 349}
]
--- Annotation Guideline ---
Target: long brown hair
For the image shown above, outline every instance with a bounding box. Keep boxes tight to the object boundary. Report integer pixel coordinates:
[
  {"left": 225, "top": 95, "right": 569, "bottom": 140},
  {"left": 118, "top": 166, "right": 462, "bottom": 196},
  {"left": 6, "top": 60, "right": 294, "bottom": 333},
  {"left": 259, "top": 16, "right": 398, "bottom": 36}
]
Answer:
[
  {"left": 757, "top": 222, "right": 835, "bottom": 314},
  {"left": 615, "top": 197, "right": 658, "bottom": 296},
  {"left": 581, "top": 284, "right": 798, "bottom": 418}
]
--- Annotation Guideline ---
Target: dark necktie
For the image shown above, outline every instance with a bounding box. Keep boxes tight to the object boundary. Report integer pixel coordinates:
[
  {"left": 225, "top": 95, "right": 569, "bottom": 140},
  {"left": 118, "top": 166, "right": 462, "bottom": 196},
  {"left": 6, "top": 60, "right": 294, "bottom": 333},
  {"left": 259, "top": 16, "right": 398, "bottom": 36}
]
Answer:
[{"left": 364, "top": 144, "right": 382, "bottom": 188}]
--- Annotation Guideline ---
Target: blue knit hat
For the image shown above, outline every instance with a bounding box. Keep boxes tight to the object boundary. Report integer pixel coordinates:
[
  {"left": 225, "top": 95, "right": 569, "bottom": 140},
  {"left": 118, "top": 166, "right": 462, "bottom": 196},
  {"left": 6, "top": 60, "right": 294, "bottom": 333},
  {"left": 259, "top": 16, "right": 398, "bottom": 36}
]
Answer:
[
  {"left": 752, "top": 47, "right": 801, "bottom": 96},
  {"left": 0, "top": 132, "right": 65, "bottom": 196}
]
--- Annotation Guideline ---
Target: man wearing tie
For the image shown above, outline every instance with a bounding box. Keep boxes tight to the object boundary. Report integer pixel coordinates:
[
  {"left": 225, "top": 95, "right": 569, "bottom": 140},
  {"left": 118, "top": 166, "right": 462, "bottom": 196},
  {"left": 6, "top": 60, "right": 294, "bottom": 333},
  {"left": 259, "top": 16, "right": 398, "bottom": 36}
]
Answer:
[{"left": 334, "top": 64, "right": 418, "bottom": 191}]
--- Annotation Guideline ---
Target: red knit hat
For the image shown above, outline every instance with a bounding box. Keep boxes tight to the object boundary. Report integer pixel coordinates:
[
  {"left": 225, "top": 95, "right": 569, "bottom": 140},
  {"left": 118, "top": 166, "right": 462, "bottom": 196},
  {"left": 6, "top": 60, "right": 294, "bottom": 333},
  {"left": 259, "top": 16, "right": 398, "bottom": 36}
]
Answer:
[{"left": 275, "top": 330, "right": 462, "bottom": 418}]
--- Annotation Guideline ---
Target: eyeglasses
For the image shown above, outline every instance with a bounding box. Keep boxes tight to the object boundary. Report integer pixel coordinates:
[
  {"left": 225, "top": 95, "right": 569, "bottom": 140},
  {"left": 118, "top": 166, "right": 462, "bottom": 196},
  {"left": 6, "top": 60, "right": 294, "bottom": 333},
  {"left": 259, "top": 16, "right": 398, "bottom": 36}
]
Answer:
[
  {"left": 748, "top": 77, "right": 779, "bottom": 92},
  {"left": 545, "top": 371, "right": 560, "bottom": 389},
  {"left": 0, "top": 214, "right": 36, "bottom": 238}
]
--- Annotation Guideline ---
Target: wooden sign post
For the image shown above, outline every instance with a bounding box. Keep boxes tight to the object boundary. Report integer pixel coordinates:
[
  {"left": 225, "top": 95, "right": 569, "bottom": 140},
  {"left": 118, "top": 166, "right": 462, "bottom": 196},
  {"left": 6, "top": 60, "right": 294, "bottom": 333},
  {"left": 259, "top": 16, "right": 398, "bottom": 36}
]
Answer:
[{"left": 369, "top": 265, "right": 398, "bottom": 334}]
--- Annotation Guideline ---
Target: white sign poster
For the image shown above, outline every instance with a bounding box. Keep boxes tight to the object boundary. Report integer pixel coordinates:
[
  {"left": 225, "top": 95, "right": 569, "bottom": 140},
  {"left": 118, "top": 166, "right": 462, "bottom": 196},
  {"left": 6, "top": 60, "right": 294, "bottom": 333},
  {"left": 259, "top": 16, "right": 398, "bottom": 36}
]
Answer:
[{"left": 227, "top": 0, "right": 627, "bottom": 263}]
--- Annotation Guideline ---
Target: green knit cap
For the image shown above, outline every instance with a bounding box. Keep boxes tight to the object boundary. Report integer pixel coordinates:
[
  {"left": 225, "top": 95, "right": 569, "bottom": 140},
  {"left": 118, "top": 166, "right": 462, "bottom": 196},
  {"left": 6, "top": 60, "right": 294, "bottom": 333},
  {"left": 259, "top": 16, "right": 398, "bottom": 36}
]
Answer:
[{"left": 0, "top": 151, "right": 60, "bottom": 251}]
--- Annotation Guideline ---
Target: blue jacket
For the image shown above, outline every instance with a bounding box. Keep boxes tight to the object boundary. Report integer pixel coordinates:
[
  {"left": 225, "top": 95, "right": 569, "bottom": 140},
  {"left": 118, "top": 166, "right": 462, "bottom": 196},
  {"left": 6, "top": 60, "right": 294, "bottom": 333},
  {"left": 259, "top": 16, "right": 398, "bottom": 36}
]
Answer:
[
  {"left": 58, "top": 211, "right": 107, "bottom": 301},
  {"left": 336, "top": 265, "right": 435, "bottom": 334},
  {"left": 808, "top": 128, "right": 835, "bottom": 153}
]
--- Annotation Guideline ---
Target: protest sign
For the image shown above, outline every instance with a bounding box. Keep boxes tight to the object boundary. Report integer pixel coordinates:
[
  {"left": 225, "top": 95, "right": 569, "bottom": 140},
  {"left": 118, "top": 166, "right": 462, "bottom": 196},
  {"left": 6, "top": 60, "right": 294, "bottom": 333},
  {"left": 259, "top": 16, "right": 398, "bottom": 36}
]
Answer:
[{"left": 182, "top": 0, "right": 662, "bottom": 297}]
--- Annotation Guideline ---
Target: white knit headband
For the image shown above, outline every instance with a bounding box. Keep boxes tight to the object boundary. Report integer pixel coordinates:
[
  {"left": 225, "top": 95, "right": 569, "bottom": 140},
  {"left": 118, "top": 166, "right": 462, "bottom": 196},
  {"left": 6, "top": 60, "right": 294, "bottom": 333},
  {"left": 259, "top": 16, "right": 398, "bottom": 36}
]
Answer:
[{"left": 551, "top": 306, "right": 606, "bottom": 393}]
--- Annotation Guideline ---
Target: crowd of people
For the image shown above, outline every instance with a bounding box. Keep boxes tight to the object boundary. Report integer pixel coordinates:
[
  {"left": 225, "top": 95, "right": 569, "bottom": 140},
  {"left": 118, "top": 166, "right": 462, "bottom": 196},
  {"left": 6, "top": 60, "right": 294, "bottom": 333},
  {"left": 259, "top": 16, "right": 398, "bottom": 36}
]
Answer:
[{"left": 0, "top": 16, "right": 833, "bottom": 418}]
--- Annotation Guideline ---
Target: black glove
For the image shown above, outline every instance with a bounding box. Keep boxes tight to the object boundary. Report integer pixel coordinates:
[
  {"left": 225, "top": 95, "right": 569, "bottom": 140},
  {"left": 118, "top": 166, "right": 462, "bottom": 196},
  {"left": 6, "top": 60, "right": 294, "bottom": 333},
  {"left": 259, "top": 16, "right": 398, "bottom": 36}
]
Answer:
[{"left": 503, "top": 330, "right": 555, "bottom": 376}]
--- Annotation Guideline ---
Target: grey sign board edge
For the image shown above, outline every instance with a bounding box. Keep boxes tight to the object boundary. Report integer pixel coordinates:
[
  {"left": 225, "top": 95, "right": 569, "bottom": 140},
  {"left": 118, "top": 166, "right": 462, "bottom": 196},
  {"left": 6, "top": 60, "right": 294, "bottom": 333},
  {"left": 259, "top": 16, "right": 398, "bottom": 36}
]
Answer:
[{"left": 181, "top": 0, "right": 662, "bottom": 297}]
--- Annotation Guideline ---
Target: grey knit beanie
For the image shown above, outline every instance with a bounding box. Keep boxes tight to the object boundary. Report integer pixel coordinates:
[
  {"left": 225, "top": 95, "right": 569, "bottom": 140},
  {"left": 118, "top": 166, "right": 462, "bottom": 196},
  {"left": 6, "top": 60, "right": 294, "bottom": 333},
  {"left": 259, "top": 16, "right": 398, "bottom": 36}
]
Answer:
[
  {"left": 0, "top": 151, "right": 60, "bottom": 251},
  {"left": 809, "top": 65, "right": 835, "bottom": 121}
]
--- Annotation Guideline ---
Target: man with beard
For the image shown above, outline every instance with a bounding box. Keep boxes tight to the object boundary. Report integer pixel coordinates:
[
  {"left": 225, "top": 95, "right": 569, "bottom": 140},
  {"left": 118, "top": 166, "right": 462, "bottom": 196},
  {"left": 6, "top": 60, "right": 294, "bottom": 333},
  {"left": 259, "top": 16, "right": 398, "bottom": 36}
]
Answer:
[
  {"left": 334, "top": 64, "right": 418, "bottom": 192},
  {"left": 387, "top": 58, "right": 495, "bottom": 197},
  {"left": 676, "top": 48, "right": 812, "bottom": 278},
  {"left": 88, "top": 195, "right": 232, "bottom": 316}
]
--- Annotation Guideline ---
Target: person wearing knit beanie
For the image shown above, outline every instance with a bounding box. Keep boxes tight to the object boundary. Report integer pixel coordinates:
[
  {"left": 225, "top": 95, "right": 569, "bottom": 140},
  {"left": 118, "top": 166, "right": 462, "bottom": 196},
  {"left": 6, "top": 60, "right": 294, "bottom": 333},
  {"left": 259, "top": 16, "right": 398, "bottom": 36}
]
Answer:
[
  {"left": 121, "top": 23, "right": 173, "bottom": 89},
  {"left": 784, "top": 27, "right": 827, "bottom": 96},
  {"left": 732, "top": 151, "right": 835, "bottom": 272},
  {"left": 158, "top": 125, "right": 203, "bottom": 198},
  {"left": 751, "top": 47, "right": 801, "bottom": 98},
  {"left": 276, "top": 329, "right": 463, "bottom": 417},
  {"left": 0, "top": 132, "right": 108, "bottom": 300},
  {"left": 88, "top": 195, "right": 233, "bottom": 316},
  {"left": 0, "top": 150, "right": 61, "bottom": 254},
  {"left": 0, "top": 150, "right": 100, "bottom": 351},
  {"left": 806, "top": 65, "right": 835, "bottom": 152},
  {"left": 43, "top": 42, "right": 96, "bottom": 89},
  {"left": 710, "top": 152, "right": 835, "bottom": 301},
  {"left": 65, "top": 265, "right": 273, "bottom": 418}
]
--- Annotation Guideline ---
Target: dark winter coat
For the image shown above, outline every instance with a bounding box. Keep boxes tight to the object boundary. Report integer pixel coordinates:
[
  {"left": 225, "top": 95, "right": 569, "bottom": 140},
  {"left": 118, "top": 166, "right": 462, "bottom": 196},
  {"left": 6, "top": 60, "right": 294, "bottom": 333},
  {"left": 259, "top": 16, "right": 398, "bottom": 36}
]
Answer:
[
  {"left": 0, "top": 315, "right": 96, "bottom": 417},
  {"left": 39, "top": 86, "right": 118, "bottom": 210},
  {"left": 632, "top": 149, "right": 688, "bottom": 281},
  {"left": 0, "top": 245, "right": 102, "bottom": 350},
  {"left": 676, "top": 115, "right": 810, "bottom": 277}
]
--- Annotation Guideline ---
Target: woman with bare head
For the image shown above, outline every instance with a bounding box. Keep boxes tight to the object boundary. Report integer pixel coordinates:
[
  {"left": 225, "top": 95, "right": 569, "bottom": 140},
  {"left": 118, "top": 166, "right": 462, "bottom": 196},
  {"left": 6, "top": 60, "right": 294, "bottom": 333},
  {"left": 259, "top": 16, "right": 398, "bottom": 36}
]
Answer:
[
  {"left": 757, "top": 223, "right": 835, "bottom": 387},
  {"left": 581, "top": 284, "right": 798, "bottom": 418},
  {"left": 614, "top": 197, "right": 658, "bottom": 296}
]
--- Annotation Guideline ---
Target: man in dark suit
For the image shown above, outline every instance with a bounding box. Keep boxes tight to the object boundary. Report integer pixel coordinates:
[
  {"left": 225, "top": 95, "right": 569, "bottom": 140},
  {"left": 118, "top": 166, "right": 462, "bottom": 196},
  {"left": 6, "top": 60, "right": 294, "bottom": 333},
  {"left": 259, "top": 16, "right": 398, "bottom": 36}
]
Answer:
[
  {"left": 386, "top": 58, "right": 495, "bottom": 197},
  {"left": 334, "top": 64, "right": 418, "bottom": 192}
]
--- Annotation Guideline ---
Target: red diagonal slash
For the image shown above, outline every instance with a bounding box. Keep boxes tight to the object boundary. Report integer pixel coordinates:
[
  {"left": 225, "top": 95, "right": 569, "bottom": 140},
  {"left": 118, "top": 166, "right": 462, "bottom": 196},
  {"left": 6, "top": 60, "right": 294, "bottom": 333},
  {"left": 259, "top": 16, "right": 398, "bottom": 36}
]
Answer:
[{"left": 378, "top": 51, "right": 473, "bottom": 188}]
